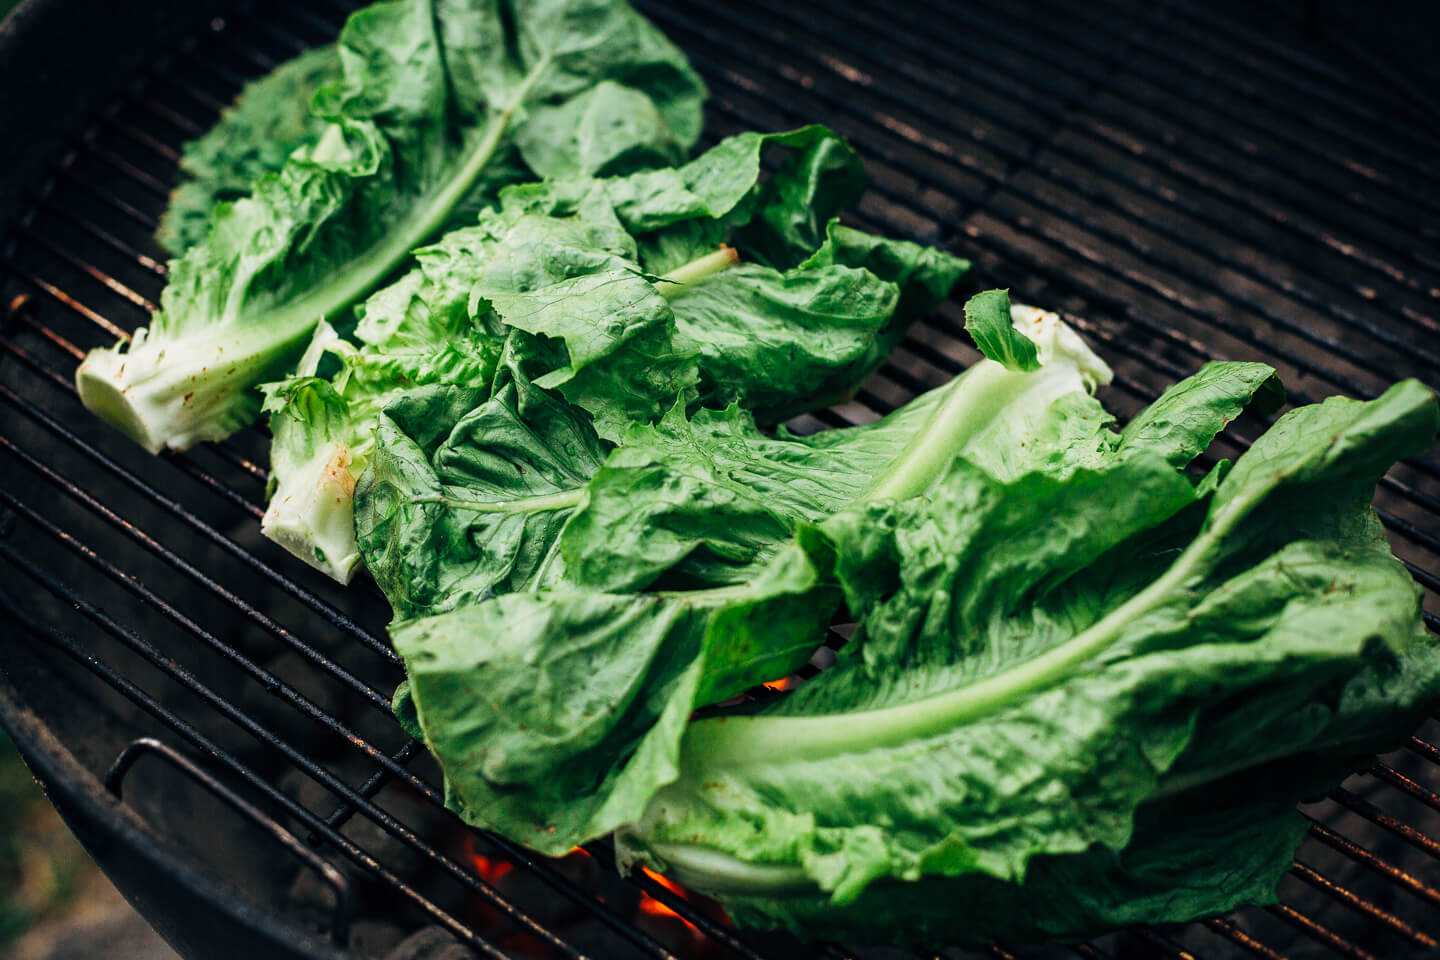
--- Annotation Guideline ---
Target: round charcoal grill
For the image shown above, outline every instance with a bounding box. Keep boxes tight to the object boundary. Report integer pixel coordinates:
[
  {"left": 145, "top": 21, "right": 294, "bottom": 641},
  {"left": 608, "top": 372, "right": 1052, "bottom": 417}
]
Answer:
[{"left": 1, "top": 0, "right": 1439, "bottom": 958}]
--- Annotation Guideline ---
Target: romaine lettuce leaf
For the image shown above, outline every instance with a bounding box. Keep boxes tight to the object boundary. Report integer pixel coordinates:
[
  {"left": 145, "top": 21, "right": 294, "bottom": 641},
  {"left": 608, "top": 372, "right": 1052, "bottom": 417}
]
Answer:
[
  {"left": 357, "top": 370, "right": 606, "bottom": 617},
  {"left": 619, "top": 379, "right": 1440, "bottom": 945},
  {"left": 269, "top": 127, "right": 965, "bottom": 580},
  {"left": 346, "top": 131, "right": 966, "bottom": 588},
  {"left": 78, "top": 0, "right": 704, "bottom": 454},
  {"left": 259, "top": 224, "right": 507, "bottom": 581},
  {"left": 386, "top": 303, "right": 1122, "bottom": 853},
  {"left": 157, "top": 45, "right": 343, "bottom": 257}
]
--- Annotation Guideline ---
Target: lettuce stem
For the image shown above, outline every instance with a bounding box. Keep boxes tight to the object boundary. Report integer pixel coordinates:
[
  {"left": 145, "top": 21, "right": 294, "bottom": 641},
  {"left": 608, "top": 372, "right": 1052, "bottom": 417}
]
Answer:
[
  {"left": 656, "top": 245, "right": 739, "bottom": 298},
  {"left": 422, "top": 488, "right": 585, "bottom": 514}
]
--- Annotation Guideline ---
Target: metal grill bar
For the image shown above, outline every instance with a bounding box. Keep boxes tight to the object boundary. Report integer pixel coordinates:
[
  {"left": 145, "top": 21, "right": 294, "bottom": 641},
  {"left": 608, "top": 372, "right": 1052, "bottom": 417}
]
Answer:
[
  {"left": 33, "top": 198, "right": 168, "bottom": 275},
  {"left": 998, "top": 0, "right": 1440, "bottom": 214},
  {"left": 1201, "top": 918, "right": 1286, "bottom": 960},
  {"left": 132, "top": 94, "right": 205, "bottom": 138},
  {"left": 1329, "top": 788, "right": 1440, "bottom": 860},
  {"left": 648, "top": 6, "right": 1437, "bottom": 415},
  {"left": 0, "top": 350, "right": 396, "bottom": 661},
  {"left": 833, "top": 0, "right": 1440, "bottom": 297},
  {"left": 726, "top": 0, "right": 1440, "bottom": 357},
  {"left": 1124, "top": 34, "right": 1438, "bottom": 189},
  {"left": 1266, "top": 905, "right": 1374, "bottom": 960},
  {"left": 1367, "top": 763, "right": 1440, "bottom": 816},
  {"left": 683, "top": 66, "right": 1440, "bottom": 509},
  {"left": 17, "top": 224, "right": 157, "bottom": 311},
  {"left": 1289, "top": 861, "right": 1437, "bottom": 949},
  {"left": 56, "top": 163, "right": 163, "bottom": 230},
  {"left": 2, "top": 327, "right": 268, "bottom": 518},
  {"left": 1131, "top": 928, "right": 1198, "bottom": 960},
  {"left": 1305, "top": 821, "right": 1440, "bottom": 909},
  {"left": 1161, "top": 0, "right": 1440, "bottom": 148},
  {"left": 937, "top": 0, "right": 1440, "bottom": 270},
  {"left": 106, "top": 736, "right": 353, "bottom": 945}
]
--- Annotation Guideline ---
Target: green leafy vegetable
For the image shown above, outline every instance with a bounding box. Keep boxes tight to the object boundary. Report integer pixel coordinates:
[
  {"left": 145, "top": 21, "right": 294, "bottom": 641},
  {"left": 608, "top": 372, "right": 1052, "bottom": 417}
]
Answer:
[
  {"left": 617, "top": 378, "right": 1440, "bottom": 945},
  {"left": 78, "top": 0, "right": 704, "bottom": 453},
  {"left": 349, "top": 129, "right": 966, "bottom": 590},
  {"left": 357, "top": 369, "right": 606, "bottom": 618},
  {"left": 669, "top": 244, "right": 964, "bottom": 423},
  {"left": 268, "top": 126, "right": 963, "bottom": 580},
  {"left": 965, "top": 288, "right": 1038, "bottom": 373},
  {"left": 158, "top": 45, "right": 343, "bottom": 257},
  {"left": 260, "top": 222, "right": 505, "bottom": 581},
  {"left": 387, "top": 304, "right": 1115, "bottom": 853}
]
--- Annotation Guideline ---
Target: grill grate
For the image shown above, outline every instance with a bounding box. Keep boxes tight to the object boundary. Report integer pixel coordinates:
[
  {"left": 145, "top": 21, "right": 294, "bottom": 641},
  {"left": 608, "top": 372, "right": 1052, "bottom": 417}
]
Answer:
[{"left": 1, "top": 0, "right": 1439, "bottom": 958}]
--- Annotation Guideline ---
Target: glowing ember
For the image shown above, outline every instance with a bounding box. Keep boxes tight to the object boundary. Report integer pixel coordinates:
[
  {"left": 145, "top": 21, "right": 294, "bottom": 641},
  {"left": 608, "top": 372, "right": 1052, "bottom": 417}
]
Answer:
[
  {"left": 638, "top": 867, "right": 695, "bottom": 926},
  {"left": 456, "top": 833, "right": 728, "bottom": 956},
  {"left": 464, "top": 833, "right": 514, "bottom": 885}
]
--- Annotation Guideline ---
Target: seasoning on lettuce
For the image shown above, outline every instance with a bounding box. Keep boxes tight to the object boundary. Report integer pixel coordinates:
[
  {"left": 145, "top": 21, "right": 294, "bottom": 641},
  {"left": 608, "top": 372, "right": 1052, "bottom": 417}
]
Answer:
[{"left": 77, "top": 0, "right": 704, "bottom": 454}]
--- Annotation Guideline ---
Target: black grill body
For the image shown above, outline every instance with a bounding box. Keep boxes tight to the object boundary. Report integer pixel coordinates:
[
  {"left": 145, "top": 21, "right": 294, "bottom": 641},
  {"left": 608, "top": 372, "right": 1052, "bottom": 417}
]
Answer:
[{"left": 1, "top": 2, "right": 1438, "bottom": 959}]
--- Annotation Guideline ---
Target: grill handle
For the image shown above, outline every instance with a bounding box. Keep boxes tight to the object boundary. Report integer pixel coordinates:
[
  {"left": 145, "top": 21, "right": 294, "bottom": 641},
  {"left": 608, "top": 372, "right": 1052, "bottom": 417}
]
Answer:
[{"left": 105, "top": 737, "right": 353, "bottom": 945}]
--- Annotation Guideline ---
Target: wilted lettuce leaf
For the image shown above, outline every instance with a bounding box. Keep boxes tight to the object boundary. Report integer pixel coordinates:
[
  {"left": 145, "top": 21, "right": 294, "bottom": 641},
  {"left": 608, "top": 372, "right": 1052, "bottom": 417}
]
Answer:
[
  {"left": 157, "top": 46, "right": 343, "bottom": 257},
  {"left": 279, "top": 129, "right": 963, "bottom": 581},
  {"left": 391, "top": 543, "right": 836, "bottom": 850},
  {"left": 620, "top": 379, "right": 1440, "bottom": 945},
  {"left": 670, "top": 236, "right": 967, "bottom": 423},
  {"left": 487, "top": 128, "right": 967, "bottom": 428},
  {"left": 348, "top": 134, "right": 967, "bottom": 590},
  {"left": 512, "top": 80, "right": 689, "bottom": 179},
  {"left": 78, "top": 0, "right": 705, "bottom": 454},
  {"left": 470, "top": 213, "right": 699, "bottom": 441},
  {"left": 387, "top": 306, "right": 1120, "bottom": 854},
  {"left": 504, "top": 124, "right": 864, "bottom": 272},
  {"left": 357, "top": 366, "right": 606, "bottom": 620},
  {"left": 557, "top": 400, "right": 931, "bottom": 594},
  {"left": 260, "top": 224, "right": 508, "bottom": 581}
]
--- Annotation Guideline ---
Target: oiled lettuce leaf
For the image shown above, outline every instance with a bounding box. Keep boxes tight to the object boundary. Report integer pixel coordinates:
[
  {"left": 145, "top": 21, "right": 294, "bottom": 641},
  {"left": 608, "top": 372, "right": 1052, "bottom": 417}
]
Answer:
[
  {"left": 78, "top": 0, "right": 704, "bottom": 454},
  {"left": 349, "top": 131, "right": 966, "bottom": 592},
  {"left": 158, "top": 45, "right": 343, "bottom": 257},
  {"left": 260, "top": 223, "right": 507, "bottom": 581},
  {"left": 362, "top": 301, "right": 1100, "bottom": 620},
  {"left": 358, "top": 368, "right": 606, "bottom": 618},
  {"left": 272, "top": 128, "right": 964, "bottom": 580},
  {"left": 387, "top": 305, "right": 1122, "bottom": 852},
  {"left": 620, "top": 379, "right": 1440, "bottom": 945},
  {"left": 673, "top": 233, "right": 967, "bottom": 420}
]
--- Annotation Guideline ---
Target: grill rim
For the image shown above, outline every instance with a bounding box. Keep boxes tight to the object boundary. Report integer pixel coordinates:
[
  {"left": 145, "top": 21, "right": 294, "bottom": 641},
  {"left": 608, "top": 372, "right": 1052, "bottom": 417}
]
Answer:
[
  {"left": 0, "top": 656, "right": 348, "bottom": 960},
  {"left": 0, "top": 0, "right": 249, "bottom": 229}
]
